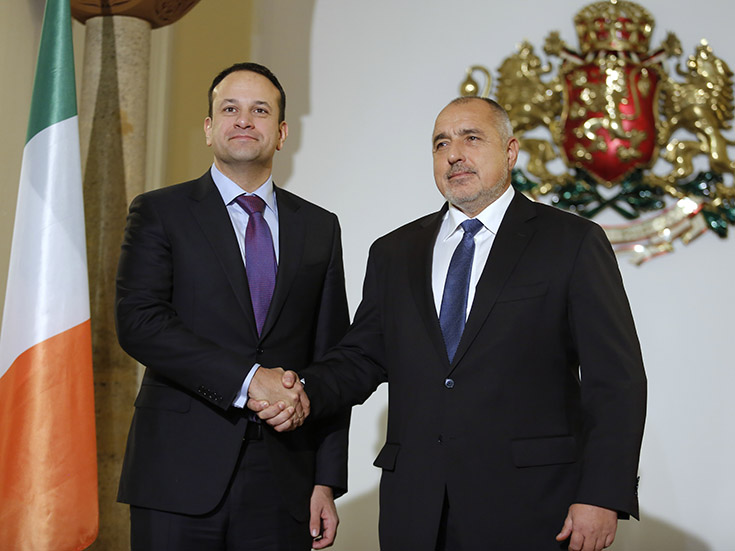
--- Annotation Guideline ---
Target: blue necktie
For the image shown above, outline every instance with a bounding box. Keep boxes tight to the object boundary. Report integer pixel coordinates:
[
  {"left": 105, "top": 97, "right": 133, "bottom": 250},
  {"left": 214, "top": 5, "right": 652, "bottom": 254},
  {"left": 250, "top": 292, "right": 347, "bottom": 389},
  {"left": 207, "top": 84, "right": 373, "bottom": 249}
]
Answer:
[
  {"left": 439, "top": 218, "right": 484, "bottom": 362},
  {"left": 235, "top": 195, "right": 277, "bottom": 335}
]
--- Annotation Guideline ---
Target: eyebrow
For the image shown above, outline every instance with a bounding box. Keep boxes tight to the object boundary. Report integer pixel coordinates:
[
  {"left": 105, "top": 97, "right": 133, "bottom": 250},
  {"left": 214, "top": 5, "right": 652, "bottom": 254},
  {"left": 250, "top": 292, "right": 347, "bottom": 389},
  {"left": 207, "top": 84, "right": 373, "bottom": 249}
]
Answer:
[
  {"left": 219, "top": 99, "right": 272, "bottom": 109},
  {"left": 432, "top": 127, "right": 485, "bottom": 144},
  {"left": 251, "top": 100, "right": 272, "bottom": 110},
  {"left": 457, "top": 127, "right": 484, "bottom": 137}
]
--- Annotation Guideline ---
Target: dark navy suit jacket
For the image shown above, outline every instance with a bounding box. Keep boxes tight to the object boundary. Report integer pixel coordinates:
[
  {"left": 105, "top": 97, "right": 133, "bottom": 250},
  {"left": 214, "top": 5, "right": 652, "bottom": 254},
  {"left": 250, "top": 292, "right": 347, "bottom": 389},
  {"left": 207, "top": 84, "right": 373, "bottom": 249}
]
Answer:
[
  {"left": 304, "top": 192, "right": 646, "bottom": 549},
  {"left": 115, "top": 171, "right": 350, "bottom": 521}
]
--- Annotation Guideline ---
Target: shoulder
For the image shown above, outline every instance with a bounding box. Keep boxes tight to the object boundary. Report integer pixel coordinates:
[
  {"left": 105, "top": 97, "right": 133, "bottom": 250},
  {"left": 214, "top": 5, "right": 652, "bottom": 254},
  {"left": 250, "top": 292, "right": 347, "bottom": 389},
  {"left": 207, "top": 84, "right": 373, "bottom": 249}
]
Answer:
[
  {"left": 130, "top": 172, "right": 212, "bottom": 207},
  {"left": 520, "top": 198, "right": 615, "bottom": 267},
  {"left": 516, "top": 194, "right": 606, "bottom": 240},
  {"left": 275, "top": 186, "right": 340, "bottom": 222},
  {"left": 382, "top": 211, "right": 443, "bottom": 238},
  {"left": 369, "top": 209, "right": 444, "bottom": 254}
]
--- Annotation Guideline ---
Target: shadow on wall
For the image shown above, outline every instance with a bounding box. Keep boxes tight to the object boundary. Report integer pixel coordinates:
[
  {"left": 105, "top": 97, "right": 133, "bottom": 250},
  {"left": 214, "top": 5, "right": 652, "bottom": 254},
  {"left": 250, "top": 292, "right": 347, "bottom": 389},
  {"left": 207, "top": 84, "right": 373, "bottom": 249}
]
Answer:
[
  {"left": 30, "top": 0, "right": 46, "bottom": 19},
  {"left": 252, "top": 0, "right": 316, "bottom": 190},
  {"left": 616, "top": 512, "right": 711, "bottom": 551},
  {"left": 332, "top": 406, "right": 388, "bottom": 551}
]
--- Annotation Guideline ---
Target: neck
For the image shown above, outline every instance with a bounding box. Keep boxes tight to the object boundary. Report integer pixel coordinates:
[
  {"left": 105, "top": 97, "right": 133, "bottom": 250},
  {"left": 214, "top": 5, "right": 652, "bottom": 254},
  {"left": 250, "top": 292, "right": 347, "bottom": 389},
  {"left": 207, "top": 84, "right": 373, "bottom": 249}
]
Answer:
[
  {"left": 214, "top": 159, "right": 272, "bottom": 193},
  {"left": 454, "top": 181, "right": 510, "bottom": 218},
  {"left": 454, "top": 198, "right": 491, "bottom": 218}
]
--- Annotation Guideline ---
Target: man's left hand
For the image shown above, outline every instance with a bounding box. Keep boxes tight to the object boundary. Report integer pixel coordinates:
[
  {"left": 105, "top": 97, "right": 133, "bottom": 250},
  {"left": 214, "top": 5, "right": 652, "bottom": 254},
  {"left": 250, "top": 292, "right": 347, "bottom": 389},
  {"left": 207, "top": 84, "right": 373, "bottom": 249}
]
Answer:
[
  {"left": 556, "top": 503, "right": 618, "bottom": 551},
  {"left": 309, "top": 484, "right": 339, "bottom": 549}
]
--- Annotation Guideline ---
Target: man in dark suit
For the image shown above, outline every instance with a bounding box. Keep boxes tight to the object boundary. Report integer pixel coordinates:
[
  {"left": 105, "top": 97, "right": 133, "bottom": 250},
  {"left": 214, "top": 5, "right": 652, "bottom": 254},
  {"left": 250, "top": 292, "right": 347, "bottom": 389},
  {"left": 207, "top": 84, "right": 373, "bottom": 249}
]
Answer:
[
  {"left": 115, "top": 62, "right": 350, "bottom": 551},
  {"left": 251, "top": 97, "right": 647, "bottom": 551}
]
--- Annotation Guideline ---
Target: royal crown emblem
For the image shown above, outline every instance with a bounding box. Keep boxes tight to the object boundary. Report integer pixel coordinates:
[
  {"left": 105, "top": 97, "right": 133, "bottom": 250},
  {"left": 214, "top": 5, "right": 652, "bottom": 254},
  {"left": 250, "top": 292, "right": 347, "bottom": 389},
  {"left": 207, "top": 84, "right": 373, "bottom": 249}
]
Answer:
[{"left": 459, "top": 0, "right": 735, "bottom": 263}]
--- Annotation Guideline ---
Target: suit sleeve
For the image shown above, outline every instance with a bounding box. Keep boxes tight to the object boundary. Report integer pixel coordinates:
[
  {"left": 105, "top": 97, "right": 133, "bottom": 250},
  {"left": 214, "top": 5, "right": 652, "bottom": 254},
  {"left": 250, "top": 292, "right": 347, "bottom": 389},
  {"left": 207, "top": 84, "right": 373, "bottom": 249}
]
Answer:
[
  {"left": 115, "top": 193, "right": 248, "bottom": 409},
  {"left": 304, "top": 241, "right": 390, "bottom": 420},
  {"left": 568, "top": 224, "right": 647, "bottom": 519},
  {"left": 310, "top": 215, "right": 352, "bottom": 496}
]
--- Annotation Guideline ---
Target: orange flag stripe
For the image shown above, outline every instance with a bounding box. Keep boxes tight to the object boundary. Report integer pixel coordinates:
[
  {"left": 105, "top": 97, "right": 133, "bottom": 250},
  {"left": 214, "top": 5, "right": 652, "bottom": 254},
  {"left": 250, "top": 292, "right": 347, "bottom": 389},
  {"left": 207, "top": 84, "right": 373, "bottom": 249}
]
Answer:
[{"left": 0, "top": 320, "right": 98, "bottom": 551}]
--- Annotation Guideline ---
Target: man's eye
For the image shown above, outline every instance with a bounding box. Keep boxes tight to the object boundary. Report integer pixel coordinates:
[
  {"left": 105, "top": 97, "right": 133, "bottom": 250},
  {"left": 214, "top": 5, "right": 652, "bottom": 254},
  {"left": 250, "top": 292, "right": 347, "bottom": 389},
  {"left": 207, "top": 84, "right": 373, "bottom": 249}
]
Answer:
[
  {"left": 224, "top": 106, "right": 236, "bottom": 113},
  {"left": 434, "top": 142, "right": 448, "bottom": 150}
]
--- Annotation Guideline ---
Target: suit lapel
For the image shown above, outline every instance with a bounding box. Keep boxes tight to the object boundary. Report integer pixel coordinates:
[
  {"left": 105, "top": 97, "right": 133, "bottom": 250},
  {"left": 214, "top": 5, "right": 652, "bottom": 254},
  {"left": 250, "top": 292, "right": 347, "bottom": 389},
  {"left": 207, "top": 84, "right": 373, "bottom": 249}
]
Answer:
[
  {"left": 259, "top": 186, "right": 304, "bottom": 338},
  {"left": 450, "top": 192, "right": 536, "bottom": 369},
  {"left": 408, "top": 206, "right": 450, "bottom": 366},
  {"left": 188, "top": 172, "right": 257, "bottom": 335}
]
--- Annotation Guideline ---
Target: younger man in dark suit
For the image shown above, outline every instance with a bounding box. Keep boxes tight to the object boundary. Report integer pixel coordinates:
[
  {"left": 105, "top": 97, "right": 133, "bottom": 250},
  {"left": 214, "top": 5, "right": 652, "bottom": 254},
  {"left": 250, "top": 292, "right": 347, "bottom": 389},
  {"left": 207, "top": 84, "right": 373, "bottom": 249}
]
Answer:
[{"left": 115, "top": 62, "right": 349, "bottom": 551}]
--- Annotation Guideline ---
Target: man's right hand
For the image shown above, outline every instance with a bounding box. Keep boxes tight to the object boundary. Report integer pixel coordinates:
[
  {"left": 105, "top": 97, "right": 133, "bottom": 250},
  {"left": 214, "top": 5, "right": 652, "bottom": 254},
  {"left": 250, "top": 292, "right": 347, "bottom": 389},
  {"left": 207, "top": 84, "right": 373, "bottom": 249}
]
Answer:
[{"left": 247, "top": 368, "right": 308, "bottom": 432}]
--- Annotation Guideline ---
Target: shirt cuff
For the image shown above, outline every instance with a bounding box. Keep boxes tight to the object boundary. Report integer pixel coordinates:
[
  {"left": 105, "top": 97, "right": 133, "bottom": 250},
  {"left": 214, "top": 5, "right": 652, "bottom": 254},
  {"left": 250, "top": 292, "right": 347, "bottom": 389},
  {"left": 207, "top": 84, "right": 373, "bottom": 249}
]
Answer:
[{"left": 232, "top": 363, "right": 260, "bottom": 408}]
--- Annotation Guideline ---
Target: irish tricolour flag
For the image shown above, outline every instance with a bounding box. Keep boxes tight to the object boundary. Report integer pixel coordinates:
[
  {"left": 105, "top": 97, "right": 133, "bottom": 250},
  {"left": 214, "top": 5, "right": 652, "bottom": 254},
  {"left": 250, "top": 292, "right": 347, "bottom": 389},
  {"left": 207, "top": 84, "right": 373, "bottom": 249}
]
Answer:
[{"left": 0, "top": 0, "right": 98, "bottom": 549}]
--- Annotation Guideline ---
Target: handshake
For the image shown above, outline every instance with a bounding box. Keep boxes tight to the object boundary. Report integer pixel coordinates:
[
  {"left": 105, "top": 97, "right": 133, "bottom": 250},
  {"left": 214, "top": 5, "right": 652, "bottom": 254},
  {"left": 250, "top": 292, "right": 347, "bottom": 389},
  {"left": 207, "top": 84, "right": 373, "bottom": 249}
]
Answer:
[{"left": 247, "top": 367, "right": 309, "bottom": 432}]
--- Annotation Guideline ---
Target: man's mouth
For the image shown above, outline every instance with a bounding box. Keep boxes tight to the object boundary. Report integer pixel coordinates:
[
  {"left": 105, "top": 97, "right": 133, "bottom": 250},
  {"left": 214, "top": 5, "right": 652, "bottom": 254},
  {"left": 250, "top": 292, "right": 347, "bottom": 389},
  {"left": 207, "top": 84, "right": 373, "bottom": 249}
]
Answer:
[{"left": 447, "top": 166, "right": 476, "bottom": 180}]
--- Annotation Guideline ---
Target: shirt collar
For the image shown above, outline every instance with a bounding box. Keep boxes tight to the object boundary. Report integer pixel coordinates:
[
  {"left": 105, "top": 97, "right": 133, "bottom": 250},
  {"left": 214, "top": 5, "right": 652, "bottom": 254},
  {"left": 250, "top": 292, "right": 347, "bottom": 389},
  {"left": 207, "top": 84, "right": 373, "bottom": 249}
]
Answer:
[
  {"left": 444, "top": 184, "right": 515, "bottom": 240},
  {"left": 210, "top": 163, "right": 277, "bottom": 214}
]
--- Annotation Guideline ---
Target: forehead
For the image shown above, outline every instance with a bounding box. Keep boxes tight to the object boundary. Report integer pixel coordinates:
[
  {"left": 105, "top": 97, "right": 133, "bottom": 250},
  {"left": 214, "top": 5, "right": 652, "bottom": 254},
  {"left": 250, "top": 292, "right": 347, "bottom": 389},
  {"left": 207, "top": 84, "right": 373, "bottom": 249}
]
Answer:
[
  {"left": 212, "top": 70, "right": 279, "bottom": 104},
  {"left": 433, "top": 100, "right": 498, "bottom": 136}
]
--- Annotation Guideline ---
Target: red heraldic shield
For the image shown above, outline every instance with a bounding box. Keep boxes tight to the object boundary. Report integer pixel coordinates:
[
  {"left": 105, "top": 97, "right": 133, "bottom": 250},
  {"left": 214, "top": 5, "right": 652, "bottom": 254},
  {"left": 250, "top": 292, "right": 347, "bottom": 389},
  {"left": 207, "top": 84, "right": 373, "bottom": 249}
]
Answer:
[{"left": 560, "top": 53, "right": 661, "bottom": 185}]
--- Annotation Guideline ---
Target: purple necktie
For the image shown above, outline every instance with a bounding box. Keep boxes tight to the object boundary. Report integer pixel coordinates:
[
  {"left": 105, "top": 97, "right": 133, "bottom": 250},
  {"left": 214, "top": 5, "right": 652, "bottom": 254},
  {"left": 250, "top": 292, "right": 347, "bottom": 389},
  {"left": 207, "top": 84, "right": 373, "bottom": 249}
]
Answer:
[{"left": 235, "top": 195, "right": 277, "bottom": 335}]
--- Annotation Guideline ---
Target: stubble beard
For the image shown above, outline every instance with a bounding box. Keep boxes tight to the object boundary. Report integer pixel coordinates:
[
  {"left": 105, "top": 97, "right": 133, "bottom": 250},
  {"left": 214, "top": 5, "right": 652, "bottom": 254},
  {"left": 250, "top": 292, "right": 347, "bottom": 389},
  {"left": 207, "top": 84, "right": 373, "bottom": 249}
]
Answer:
[{"left": 443, "top": 170, "right": 509, "bottom": 217}]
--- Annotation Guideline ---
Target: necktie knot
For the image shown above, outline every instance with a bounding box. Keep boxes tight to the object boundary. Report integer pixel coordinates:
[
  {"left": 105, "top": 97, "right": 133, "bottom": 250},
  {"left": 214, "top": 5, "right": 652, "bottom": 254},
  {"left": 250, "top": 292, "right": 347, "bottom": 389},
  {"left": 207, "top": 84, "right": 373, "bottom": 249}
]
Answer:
[
  {"left": 235, "top": 194, "right": 266, "bottom": 216},
  {"left": 460, "top": 218, "right": 483, "bottom": 239}
]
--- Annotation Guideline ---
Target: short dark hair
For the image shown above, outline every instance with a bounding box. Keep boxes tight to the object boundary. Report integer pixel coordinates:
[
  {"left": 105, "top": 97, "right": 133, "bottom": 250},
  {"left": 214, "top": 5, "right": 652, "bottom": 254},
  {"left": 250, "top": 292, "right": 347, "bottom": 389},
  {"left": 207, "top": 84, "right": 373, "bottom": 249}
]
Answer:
[{"left": 207, "top": 62, "right": 286, "bottom": 123}]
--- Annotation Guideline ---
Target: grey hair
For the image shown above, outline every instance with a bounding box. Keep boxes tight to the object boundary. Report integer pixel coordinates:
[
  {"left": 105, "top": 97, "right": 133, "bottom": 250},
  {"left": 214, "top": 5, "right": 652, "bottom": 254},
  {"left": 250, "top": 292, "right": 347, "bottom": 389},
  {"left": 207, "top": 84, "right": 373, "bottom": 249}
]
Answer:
[{"left": 447, "top": 96, "right": 514, "bottom": 142}]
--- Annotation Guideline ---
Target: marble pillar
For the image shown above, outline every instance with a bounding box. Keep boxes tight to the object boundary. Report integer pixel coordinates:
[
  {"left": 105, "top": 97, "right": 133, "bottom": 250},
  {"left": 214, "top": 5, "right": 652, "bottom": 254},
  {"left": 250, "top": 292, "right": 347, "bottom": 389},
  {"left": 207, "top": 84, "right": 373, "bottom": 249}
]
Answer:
[{"left": 78, "top": 16, "right": 150, "bottom": 551}]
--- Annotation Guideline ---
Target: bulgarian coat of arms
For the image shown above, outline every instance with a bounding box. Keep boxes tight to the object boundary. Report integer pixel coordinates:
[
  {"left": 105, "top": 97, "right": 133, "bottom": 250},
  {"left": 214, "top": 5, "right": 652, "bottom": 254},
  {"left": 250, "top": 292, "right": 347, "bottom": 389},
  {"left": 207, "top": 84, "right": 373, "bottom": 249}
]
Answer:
[{"left": 459, "top": 0, "right": 735, "bottom": 263}]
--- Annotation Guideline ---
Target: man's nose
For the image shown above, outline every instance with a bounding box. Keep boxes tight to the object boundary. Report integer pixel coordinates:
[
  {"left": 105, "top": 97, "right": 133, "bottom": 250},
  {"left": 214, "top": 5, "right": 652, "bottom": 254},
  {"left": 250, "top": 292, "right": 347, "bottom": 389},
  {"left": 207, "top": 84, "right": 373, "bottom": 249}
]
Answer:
[
  {"left": 235, "top": 113, "right": 253, "bottom": 128},
  {"left": 447, "top": 144, "right": 464, "bottom": 164}
]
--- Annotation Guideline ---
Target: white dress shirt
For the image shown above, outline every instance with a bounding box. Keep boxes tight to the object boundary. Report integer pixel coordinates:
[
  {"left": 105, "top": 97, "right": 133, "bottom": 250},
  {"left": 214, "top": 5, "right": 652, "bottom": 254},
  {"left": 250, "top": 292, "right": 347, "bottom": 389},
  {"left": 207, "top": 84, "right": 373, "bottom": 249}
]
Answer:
[{"left": 431, "top": 185, "right": 515, "bottom": 318}]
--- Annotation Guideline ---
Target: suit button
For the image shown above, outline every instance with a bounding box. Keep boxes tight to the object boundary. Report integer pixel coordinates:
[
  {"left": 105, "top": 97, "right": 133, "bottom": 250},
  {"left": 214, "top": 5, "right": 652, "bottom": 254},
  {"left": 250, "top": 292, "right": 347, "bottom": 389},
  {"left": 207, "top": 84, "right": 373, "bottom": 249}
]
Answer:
[
  {"left": 444, "top": 378, "right": 454, "bottom": 389},
  {"left": 256, "top": 347, "right": 264, "bottom": 355},
  {"left": 438, "top": 435, "right": 443, "bottom": 444}
]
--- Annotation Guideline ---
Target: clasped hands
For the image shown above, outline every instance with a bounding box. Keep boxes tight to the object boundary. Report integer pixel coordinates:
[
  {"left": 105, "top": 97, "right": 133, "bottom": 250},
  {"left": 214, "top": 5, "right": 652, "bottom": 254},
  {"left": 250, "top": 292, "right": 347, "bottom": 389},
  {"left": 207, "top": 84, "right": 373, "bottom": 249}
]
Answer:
[{"left": 247, "top": 367, "right": 306, "bottom": 432}]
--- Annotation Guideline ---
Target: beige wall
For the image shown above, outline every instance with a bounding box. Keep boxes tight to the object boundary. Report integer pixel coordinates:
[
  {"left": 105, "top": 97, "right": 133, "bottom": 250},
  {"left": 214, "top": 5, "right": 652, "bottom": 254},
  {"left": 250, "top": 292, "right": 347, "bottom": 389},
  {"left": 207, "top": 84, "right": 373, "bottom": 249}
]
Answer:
[{"left": 163, "top": 0, "right": 254, "bottom": 188}]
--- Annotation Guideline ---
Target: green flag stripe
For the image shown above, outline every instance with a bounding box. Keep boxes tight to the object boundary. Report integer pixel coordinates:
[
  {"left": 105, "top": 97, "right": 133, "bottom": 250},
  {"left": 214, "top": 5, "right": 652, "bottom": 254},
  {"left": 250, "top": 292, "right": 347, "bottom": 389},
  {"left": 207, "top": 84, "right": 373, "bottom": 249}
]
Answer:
[{"left": 26, "top": 0, "right": 78, "bottom": 144}]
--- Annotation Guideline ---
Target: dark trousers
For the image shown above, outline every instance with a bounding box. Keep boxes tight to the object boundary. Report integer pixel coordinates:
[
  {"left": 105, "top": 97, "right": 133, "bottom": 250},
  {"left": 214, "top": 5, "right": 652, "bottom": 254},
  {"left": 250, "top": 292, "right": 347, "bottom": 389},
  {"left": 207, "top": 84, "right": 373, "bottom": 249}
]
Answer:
[{"left": 130, "top": 427, "right": 312, "bottom": 551}]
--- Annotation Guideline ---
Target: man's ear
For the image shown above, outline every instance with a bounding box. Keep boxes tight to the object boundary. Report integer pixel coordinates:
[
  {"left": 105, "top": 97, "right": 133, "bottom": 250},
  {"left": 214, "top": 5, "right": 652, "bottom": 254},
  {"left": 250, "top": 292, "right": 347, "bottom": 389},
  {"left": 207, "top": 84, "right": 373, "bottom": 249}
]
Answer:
[
  {"left": 276, "top": 121, "right": 289, "bottom": 151},
  {"left": 204, "top": 117, "right": 213, "bottom": 146},
  {"left": 507, "top": 136, "right": 520, "bottom": 170}
]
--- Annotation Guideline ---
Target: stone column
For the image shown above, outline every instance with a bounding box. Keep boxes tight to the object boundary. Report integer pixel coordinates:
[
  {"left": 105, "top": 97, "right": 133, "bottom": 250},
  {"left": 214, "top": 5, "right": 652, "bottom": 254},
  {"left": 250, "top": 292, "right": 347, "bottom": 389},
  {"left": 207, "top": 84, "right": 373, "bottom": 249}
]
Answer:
[
  {"left": 77, "top": 16, "right": 150, "bottom": 551},
  {"left": 71, "top": 2, "right": 202, "bottom": 549}
]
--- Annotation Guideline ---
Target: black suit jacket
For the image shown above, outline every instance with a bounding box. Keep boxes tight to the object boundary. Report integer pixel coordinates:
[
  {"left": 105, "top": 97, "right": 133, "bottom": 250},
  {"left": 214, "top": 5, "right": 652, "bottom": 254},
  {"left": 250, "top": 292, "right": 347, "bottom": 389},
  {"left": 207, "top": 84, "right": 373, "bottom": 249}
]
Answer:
[
  {"left": 115, "top": 171, "right": 350, "bottom": 521},
  {"left": 304, "top": 192, "right": 646, "bottom": 550}
]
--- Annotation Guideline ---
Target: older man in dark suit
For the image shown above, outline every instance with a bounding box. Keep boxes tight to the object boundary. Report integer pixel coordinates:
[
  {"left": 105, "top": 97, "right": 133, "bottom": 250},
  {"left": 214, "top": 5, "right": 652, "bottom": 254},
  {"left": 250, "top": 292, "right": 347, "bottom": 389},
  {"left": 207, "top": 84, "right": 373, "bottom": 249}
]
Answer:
[
  {"left": 115, "top": 62, "right": 350, "bottom": 551},
  {"left": 252, "top": 97, "right": 646, "bottom": 551}
]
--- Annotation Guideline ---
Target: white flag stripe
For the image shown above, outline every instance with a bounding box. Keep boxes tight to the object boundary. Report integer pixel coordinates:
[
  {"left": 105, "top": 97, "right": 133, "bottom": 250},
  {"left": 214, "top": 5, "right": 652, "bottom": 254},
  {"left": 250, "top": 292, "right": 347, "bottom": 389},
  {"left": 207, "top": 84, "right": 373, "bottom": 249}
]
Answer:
[{"left": 0, "top": 116, "right": 89, "bottom": 379}]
